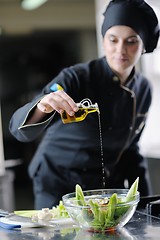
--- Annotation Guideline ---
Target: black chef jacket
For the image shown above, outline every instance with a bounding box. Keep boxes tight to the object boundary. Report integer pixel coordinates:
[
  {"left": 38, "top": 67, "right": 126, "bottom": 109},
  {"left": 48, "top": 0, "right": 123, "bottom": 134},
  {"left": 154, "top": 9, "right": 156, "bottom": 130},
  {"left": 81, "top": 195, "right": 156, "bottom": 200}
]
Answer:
[{"left": 9, "top": 57, "right": 152, "bottom": 209}]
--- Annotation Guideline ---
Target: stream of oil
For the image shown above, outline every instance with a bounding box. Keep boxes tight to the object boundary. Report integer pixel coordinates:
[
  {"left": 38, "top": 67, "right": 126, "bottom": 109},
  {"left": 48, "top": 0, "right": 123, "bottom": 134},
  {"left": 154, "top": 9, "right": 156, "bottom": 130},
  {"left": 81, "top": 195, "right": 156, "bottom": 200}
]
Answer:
[
  {"left": 97, "top": 112, "right": 106, "bottom": 188},
  {"left": 61, "top": 102, "right": 106, "bottom": 188}
]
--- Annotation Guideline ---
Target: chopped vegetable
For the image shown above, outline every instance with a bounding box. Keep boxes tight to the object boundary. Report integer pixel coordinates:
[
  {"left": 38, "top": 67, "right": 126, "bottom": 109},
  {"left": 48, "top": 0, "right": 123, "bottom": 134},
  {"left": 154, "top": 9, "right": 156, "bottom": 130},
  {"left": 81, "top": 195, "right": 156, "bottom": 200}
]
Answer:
[
  {"left": 14, "top": 200, "right": 69, "bottom": 221},
  {"left": 52, "top": 200, "right": 70, "bottom": 218},
  {"left": 126, "top": 177, "right": 139, "bottom": 201},
  {"left": 32, "top": 208, "right": 53, "bottom": 221},
  {"left": 75, "top": 184, "right": 86, "bottom": 206}
]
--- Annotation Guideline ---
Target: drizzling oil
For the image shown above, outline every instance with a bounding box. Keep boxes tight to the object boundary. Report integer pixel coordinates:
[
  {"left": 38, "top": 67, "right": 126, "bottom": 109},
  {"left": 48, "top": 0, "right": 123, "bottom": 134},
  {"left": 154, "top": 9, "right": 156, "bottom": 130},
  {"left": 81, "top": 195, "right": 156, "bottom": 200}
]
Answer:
[
  {"left": 61, "top": 98, "right": 106, "bottom": 188},
  {"left": 97, "top": 112, "right": 106, "bottom": 188}
]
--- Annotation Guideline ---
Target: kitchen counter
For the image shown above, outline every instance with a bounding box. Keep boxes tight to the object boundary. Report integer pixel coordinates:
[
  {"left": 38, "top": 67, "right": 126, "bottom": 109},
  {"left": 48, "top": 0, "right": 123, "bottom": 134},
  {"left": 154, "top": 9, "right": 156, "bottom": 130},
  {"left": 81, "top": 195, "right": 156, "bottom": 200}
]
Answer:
[{"left": 0, "top": 210, "right": 160, "bottom": 240}]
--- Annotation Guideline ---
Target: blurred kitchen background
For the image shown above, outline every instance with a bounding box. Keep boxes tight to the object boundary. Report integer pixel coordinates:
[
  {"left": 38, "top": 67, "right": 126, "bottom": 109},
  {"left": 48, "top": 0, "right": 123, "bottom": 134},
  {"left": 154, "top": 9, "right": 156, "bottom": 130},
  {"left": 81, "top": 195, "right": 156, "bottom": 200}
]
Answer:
[{"left": 0, "top": 0, "right": 160, "bottom": 211}]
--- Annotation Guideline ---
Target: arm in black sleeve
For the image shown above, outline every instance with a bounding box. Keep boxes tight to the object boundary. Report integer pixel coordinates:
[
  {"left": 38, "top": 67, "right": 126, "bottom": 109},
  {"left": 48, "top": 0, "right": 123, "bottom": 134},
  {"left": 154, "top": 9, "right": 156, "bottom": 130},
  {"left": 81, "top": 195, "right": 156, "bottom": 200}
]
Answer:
[{"left": 9, "top": 96, "right": 56, "bottom": 142}]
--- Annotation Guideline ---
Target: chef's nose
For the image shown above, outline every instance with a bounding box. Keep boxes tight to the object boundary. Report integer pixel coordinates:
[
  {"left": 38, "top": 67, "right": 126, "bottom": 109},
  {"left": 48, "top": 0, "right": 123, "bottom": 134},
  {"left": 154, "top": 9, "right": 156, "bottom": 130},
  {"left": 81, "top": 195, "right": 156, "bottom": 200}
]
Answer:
[{"left": 117, "top": 40, "right": 127, "bottom": 54}]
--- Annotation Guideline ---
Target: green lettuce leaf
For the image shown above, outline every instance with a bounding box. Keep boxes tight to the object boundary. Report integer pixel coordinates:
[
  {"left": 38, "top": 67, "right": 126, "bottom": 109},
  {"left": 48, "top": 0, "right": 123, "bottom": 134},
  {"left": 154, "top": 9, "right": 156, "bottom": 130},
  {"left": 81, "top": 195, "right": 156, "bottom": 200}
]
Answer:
[{"left": 75, "top": 184, "right": 86, "bottom": 206}]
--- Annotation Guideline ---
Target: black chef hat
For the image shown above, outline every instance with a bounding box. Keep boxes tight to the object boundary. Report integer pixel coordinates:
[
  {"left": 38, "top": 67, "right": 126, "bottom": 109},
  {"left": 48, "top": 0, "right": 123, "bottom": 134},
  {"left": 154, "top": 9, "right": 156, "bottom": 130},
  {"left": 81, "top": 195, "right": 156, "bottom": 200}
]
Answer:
[{"left": 101, "top": 0, "right": 160, "bottom": 53}]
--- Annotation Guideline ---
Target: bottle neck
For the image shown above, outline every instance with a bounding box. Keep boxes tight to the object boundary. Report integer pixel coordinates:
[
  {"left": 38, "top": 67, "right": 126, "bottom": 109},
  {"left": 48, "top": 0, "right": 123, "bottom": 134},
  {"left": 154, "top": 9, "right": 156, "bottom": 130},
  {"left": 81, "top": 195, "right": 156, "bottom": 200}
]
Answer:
[{"left": 77, "top": 99, "right": 99, "bottom": 113}]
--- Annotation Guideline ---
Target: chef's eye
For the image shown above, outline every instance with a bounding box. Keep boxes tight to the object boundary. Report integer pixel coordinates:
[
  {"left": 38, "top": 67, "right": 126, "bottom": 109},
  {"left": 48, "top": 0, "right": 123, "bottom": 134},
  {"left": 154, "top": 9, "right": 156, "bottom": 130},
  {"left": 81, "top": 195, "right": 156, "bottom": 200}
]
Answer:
[
  {"left": 109, "top": 36, "right": 117, "bottom": 42},
  {"left": 127, "top": 38, "right": 139, "bottom": 44}
]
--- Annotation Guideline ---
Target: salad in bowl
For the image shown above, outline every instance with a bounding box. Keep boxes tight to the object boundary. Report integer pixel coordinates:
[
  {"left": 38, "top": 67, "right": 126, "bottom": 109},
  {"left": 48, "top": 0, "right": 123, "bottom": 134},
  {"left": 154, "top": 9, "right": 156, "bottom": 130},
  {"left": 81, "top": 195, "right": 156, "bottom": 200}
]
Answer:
[{"left": 62, "top": 177, "right": 139, "bottom": 232}]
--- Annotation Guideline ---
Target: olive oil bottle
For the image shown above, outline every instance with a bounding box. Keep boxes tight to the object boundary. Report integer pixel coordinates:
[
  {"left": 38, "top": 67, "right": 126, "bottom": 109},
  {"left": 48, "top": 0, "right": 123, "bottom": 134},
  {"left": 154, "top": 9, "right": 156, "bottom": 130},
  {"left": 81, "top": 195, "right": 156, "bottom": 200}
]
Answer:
[{"left": 61, "top": 98, "right": 99, "bottom": 124}]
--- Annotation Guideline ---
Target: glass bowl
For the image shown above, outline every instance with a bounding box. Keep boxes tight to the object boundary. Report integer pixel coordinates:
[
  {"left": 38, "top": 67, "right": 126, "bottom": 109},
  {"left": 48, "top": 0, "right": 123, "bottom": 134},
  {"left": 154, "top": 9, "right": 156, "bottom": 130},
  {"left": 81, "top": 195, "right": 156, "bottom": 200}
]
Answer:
[{"left": 62, "top": 189, "right": 140, "bottom": 232}]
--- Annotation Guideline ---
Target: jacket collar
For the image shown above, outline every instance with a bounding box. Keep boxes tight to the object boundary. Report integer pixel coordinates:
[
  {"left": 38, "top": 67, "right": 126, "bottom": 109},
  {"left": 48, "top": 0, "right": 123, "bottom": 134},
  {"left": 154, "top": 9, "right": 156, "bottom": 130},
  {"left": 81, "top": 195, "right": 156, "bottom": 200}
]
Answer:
[{"left": 102, "top": 57, "right": 135, "bottom": 87}]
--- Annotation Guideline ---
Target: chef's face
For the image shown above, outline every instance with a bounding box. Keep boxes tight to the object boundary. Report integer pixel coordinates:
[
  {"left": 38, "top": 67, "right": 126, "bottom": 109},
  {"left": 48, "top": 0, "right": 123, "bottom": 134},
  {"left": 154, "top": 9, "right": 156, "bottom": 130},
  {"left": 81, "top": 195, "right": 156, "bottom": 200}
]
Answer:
[{"left": 103, "top": 25, "right": 144, "bottom": 80}]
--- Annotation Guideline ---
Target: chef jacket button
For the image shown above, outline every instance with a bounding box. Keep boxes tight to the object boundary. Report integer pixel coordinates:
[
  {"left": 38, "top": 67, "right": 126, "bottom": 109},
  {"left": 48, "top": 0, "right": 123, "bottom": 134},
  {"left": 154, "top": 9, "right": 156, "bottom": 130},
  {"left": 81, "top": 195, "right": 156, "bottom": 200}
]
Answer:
[
  {"left": 113, "top": 76, "right": 119, "bottom": 81},
  {"left": 129, "top": 126, "right": 133, "bottom": 130}
]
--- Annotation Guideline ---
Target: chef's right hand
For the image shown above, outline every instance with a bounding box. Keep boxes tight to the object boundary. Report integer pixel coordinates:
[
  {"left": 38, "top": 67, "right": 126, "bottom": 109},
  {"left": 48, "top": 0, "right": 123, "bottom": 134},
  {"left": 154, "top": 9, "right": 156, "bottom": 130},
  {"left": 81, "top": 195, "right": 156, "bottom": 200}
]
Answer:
[{"left": 37, "top": 90, "right": 79, "bottom": 116}]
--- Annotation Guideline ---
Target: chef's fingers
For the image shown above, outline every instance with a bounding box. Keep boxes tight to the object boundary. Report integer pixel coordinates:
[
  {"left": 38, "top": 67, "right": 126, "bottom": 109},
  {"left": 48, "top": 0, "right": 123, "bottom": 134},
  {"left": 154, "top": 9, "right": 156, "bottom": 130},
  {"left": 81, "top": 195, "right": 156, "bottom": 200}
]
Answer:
[
  {"left": 56, "top": 90, "right": 79, "bottom": 112},
  {"left": 37, "top": 91, "right": 78, "bottom": 115}
]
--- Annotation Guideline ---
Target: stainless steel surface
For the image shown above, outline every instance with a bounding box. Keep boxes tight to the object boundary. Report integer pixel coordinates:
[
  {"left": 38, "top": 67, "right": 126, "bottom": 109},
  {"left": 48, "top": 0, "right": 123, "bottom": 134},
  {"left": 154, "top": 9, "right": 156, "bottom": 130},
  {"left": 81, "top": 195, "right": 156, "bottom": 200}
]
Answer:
[{"left": 0, "top": 211, "right": 160, "bottom": 239}]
